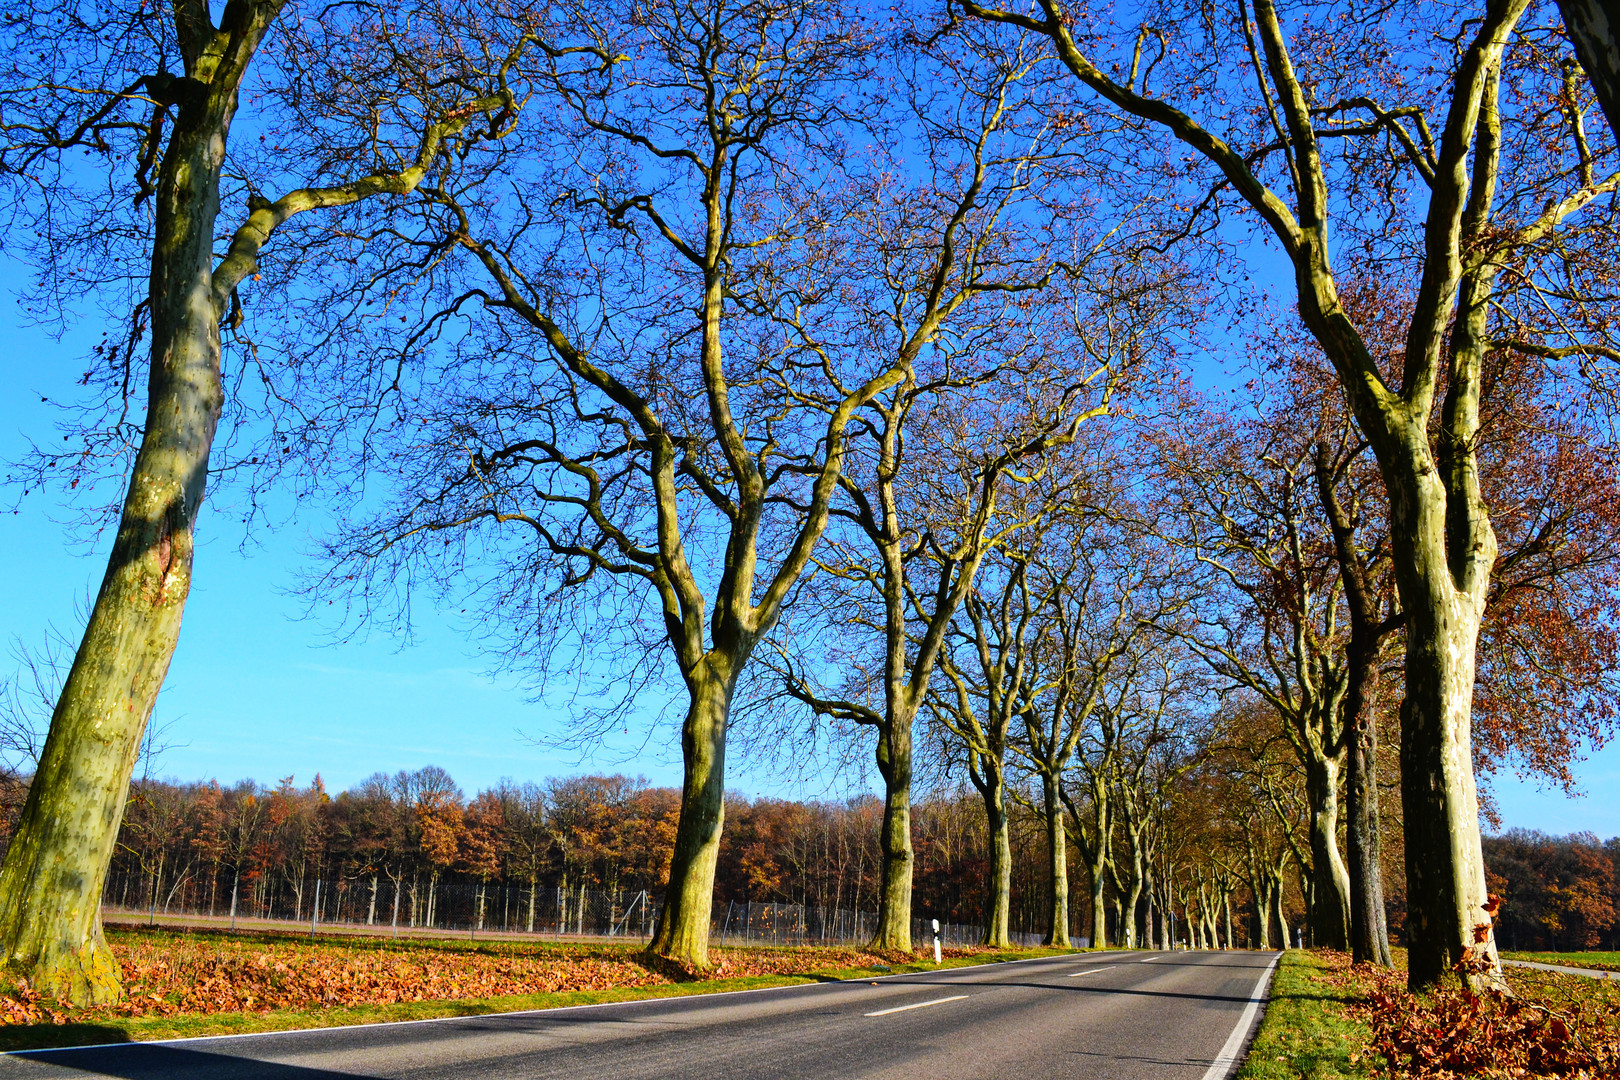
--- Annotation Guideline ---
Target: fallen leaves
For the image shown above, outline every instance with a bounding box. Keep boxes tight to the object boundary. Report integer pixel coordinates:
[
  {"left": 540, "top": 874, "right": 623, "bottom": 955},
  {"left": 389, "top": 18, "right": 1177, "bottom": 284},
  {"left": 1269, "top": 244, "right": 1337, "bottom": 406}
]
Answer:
[
  {"left": 1313, "top": 949, "right": 1620, "bottom": 1079},
  {"left": 0, "top": 931, "right": 987, "bottom": 1025}
]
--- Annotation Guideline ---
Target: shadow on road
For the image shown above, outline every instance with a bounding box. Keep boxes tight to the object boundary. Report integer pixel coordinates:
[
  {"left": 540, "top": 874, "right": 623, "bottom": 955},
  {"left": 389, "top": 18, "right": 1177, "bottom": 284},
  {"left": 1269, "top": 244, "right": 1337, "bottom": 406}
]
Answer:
[{"left": 13, "top": 1044, "right": 379, "bottom": 1080}]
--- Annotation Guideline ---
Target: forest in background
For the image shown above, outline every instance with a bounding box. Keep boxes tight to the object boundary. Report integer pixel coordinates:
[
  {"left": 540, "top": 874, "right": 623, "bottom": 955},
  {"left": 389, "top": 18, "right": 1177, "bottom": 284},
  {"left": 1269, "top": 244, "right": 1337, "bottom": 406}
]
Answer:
[{"left": 2, "top": 767, "right": 1611, "bottom": 953}]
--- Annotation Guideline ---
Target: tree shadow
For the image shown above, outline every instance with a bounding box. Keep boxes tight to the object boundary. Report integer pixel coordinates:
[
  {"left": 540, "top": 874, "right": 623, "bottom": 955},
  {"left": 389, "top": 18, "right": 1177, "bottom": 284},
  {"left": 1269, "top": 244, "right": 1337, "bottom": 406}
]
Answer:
[
  {"left": 9, "top": 1043, "right": 383, "bottom": 1079},
  {"left": 0, "top": 1024, "right": 133, "bottom": 1054}
]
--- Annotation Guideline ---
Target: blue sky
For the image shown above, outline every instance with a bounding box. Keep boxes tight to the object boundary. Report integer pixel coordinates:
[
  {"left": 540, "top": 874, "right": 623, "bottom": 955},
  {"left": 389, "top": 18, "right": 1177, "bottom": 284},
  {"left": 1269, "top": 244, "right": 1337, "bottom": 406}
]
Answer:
[{"left": 0, "top": 268, "right": 1617, "bottom": 838}]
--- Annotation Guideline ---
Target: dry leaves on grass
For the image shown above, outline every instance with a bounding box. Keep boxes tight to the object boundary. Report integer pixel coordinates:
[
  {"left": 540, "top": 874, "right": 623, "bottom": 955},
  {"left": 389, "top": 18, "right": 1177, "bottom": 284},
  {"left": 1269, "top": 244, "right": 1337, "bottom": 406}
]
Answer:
[
  {"left": 0, "top": 933, "right": 983, "bottom": 1023},
  {"left": 1321, "top": 950, "right": 1620, "bottom": 1079}
]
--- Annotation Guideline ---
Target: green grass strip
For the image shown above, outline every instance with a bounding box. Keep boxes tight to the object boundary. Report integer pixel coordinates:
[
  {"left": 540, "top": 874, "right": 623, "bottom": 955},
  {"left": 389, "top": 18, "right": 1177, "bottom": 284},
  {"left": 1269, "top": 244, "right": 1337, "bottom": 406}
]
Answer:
[
  {"left": 0, "top": 946, "right": 1074, "bottom": 1053},
  {"left": 1500, "top": 950, "right": 1620, "bottom": 972},
  {"left": 1234, "top": 951, "right": 1375, "bottom": 1080}
]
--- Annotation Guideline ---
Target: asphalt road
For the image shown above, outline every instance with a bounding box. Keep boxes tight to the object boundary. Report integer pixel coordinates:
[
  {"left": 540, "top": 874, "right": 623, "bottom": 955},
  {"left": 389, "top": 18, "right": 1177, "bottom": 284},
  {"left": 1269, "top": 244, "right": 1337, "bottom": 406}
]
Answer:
[{"left": 0, "top": 950, "right": 1281, "bottom": 1080}]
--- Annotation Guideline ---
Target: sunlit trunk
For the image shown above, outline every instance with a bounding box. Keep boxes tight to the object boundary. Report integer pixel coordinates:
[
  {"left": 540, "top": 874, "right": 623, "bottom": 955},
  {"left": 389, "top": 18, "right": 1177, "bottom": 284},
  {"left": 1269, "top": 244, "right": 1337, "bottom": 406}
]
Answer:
[
  {"left": 651, "top": 665, "right": 734, "bottom": 967},
  {"left": 1042, "top": 774, "right": 1070, "bottom": 947},
  {"left": 870, "top": 705, "right": 914, "bottom": 953},
  {"left": 1304, "top": 755, "right": 1352, "bottom": 949},
  {"left": 980, "top": 769, "right": 1011, "bottom": 947},
  {"left": 0, "top": 113, "right": 229, "bottom": 1002}
]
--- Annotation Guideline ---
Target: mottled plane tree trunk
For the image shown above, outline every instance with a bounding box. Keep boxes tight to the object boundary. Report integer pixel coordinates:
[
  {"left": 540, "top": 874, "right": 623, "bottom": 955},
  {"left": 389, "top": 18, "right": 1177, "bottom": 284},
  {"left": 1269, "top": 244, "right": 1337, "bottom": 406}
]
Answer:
[
  {"left": 931, "top": 551, "right": 1048, "bottom": 947},
  {"left": 1313, "top": 443, "right": 1399, "bottom": 966}
]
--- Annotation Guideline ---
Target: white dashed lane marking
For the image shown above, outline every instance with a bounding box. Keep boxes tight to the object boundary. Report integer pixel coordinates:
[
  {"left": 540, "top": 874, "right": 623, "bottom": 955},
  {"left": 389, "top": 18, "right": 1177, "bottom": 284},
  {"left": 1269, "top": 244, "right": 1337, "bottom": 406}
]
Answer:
[{"left": 864, "top": 995, "right": 969, "bottom": 1018}]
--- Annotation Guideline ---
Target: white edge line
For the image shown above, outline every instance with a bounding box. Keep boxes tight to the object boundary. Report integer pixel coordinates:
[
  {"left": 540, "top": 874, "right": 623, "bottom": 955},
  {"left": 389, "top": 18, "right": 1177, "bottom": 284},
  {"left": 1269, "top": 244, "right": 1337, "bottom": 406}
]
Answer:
[
  {"left": 1197, "top": 952, "right": 1283, "bottom": 1080},
  {"left": 863, "top": 994, "right": 968, "bottom": 1017},
  {"left": 1066, "top": 965, "right": 1117, "bottom": 977},
  {"left": 5, "top": 950, "right": 1121, "bottom": 1056}
]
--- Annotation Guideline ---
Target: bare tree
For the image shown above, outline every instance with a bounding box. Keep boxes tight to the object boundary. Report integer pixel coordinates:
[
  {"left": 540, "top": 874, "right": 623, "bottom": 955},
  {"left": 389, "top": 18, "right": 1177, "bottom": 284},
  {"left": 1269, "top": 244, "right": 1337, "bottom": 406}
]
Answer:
[
  {"left": 760, "top": 17, "right": 1116, "bottom": 955},
  {"left": 306, "top": 0, "right": 913, "bottom": 968},
  {"left": 0, "top": 0, "right": 529, "bottom": 1001},
  {"left": 962, "top": 0, "right": 1620, "bottom": 987}
]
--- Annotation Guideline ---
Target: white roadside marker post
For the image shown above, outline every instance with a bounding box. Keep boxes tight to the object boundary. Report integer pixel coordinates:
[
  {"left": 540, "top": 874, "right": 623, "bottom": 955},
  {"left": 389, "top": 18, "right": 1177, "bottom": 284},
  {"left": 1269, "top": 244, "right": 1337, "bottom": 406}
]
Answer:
[{"left": 932, "top": 919, "right": 941, "bottom": 964}]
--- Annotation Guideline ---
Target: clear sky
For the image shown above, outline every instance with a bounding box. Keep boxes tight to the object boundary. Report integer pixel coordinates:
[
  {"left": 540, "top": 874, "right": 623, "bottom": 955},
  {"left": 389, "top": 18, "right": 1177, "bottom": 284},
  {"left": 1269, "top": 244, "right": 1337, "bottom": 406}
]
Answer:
[{"left": 0, "top": 268, "right": 1616, "bottom": 839}]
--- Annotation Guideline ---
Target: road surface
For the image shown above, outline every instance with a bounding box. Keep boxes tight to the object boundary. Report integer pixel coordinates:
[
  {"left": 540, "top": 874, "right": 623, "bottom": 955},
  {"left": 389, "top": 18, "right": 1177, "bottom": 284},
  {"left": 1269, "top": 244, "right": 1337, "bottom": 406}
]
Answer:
[{"left": 0, "top": 950, "right": 1280, "bottom": 1080}]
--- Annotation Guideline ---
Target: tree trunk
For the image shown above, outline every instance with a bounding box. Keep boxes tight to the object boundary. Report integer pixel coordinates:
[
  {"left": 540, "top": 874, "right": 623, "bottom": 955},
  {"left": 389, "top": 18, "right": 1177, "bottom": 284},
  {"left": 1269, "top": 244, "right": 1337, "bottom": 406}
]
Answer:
[
  {"left": 869, "top": 704, "right": 914, "bottom": 953},
  {"left": 1385, "top": 452, "right": 1498, "bottom": 989},
  {"left": 0, "top": 4, "right": 277, "bottom": 1006},
  {"left": 1270, "top": 881, "right": 1289, "bottom": 949},
  {"left": 1304, "top": 755, "right": 1352, "bottom": 950},
  {"left": 1559, "top": 0, "right": 1620, "bottom": 144},
  {"left": 1122, "top": 856, "right": 1143, "bottom": 949},
  {"left": 1346, "top": 708, "right": 1393, "bottom": 966},
  {"left": 1088, "top": 856, "right": 1108, "bottom": 949},
  {"left": 1041, "top": 773, "right": 1070, "bottom": 947},
  {"left": 650, "top": 667, "right": 734, "bottom": 967},
  {"left": 980, "top": 771, "right": 1011, "bottom": 947}
]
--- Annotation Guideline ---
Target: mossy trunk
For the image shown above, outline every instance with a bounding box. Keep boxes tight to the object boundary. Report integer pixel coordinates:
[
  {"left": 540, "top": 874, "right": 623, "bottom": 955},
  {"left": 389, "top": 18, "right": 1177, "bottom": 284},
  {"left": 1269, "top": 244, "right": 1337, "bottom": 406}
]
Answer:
[
  {"left": 870, "top": 706, "right": 914, "bottom": 953},
  {"left": 1088, "top": 855, "right": 1108, "bottom": 949},
  {"left": 650, "top": 666, "right": 734, "bottom": 968},
  {"left": 1304, "top": 755, "right": 1352, "bottom": 950},
  {"left": 0, "top": 26, "right": 257, "bottom": 1001},
  {"left": 1041, "top": 773, "right": 1069, "bottom": 947}
]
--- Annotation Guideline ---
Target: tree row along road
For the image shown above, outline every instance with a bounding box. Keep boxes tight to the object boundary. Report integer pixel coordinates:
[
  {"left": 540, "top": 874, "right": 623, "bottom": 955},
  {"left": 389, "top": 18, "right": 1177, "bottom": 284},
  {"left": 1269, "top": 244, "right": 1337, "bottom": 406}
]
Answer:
[{"left": 0, "top": 951, "right": 1280, "bottom": 1080}]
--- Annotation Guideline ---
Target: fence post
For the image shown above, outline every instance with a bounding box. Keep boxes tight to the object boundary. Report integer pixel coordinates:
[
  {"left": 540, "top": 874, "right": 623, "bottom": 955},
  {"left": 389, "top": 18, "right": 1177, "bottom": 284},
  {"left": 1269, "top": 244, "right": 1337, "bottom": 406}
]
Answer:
[{"left": 310, "top": 879, "right": 321, "bottom": 940}]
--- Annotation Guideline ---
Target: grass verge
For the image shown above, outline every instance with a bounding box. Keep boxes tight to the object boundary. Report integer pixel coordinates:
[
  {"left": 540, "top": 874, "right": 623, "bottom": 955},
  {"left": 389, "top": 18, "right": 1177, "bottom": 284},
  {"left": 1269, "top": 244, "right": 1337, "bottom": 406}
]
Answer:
[
  {"left": 1500, "top": 950, "right": 1620, "bottom": 972},
  {"left": 1233, "top": 951, "right": 1376, "bottom": 1080},
  {"left": 0, "top": 941, "right": 1073, "bottom": 1053}
]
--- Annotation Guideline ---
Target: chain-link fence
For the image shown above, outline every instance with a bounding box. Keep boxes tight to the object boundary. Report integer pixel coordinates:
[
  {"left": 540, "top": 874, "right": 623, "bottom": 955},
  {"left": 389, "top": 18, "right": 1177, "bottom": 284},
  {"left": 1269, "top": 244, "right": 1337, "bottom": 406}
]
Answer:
[
  {"left": 711, "top": 900, "right": 1044, "bottom": 948},
  {"left": 101, "top": 869, "right": 1051, "bottom": 947}
]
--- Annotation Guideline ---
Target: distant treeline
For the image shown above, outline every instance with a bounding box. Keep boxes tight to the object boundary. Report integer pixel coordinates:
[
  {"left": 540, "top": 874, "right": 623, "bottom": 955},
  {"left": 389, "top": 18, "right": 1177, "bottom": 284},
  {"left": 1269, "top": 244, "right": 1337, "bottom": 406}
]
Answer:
[
  {"left": 0, "top": 768, "right": 1080, "bottom": 938},
  {"left": 1484, "top": 830, "right": 1620, "bottom": 952}
]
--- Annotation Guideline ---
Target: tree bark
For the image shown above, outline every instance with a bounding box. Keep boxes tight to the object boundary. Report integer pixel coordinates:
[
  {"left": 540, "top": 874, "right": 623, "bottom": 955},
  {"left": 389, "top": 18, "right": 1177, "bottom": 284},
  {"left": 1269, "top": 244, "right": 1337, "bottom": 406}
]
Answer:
[
  {"left": 650, "top": 665, "right": 734, "bottom": 967},
  {"left": 1345, "top": 705, "right": 1392, "bottom": 966},
  {"left": 870, "top": 711, "right": 914, "bottom": 952},
  {"left": 980, "top": 770, "right": 1011, "bottom": 947},
  {"left": 1398, "top": 577, "right": 1492, "bottom": 987},
  {"left": 1559, "top": 0, "right": 1620, "bottom": 144},
  {"left": 1304, "top": 755, "right": 1352, "bottom": 950},
  {"left": 1041, "top": 773, "right": 1070, "bottom": 947}
]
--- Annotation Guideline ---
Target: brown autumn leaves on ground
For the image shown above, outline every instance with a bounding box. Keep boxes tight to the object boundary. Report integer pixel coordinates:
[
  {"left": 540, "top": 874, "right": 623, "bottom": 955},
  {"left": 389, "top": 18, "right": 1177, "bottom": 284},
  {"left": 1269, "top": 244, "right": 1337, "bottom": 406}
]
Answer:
[
  {"left": 0, "top": 930, "right": 966, "bottom": 1025},
  {"left": 1310, "top": 950, "right": 1620, "bottom": 1078}
]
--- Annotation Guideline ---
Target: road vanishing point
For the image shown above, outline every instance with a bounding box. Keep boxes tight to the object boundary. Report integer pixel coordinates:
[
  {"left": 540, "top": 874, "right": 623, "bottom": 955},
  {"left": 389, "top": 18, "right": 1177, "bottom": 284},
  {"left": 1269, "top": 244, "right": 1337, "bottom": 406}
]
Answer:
[{"left": 0, "top": 950, "right": 1282, "bottom": 1080}]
